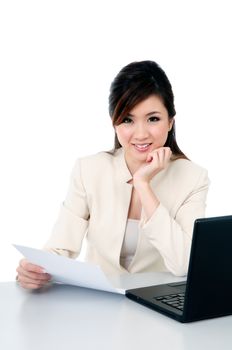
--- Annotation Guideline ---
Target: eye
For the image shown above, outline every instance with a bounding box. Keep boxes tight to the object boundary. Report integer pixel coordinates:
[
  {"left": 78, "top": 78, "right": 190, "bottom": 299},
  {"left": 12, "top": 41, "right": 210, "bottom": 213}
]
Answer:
[
  {"left": 121, "top": 117, "right": 133, "bottom": 124},
  {"left": 148, "top": 116, "right": 160, "bottom": 123}
]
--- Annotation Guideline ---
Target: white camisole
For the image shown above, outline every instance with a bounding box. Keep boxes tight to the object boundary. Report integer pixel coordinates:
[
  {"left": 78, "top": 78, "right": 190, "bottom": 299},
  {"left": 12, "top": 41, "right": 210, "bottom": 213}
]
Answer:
[{"left": 120, "top": 219, "right": 139, "bottom": 270}]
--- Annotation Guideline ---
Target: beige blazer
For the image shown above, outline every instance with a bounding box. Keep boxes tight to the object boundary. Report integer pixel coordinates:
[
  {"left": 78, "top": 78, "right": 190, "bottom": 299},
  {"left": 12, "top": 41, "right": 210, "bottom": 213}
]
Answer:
[{"left": 44, "top": 148, "right": 209, "bottom": 277}]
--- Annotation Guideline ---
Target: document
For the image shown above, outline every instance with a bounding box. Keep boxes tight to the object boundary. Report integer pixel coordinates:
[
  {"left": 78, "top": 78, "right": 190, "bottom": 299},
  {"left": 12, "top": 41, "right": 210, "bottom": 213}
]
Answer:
[{"left": 13, "top": 244, "right": 125, "bottom": 294}]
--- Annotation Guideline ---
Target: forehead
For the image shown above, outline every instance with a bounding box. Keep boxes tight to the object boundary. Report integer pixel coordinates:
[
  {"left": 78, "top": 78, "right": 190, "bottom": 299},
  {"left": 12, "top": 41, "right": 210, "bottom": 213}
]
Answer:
[{"left": 129, "top": 95, "right": 167, "bottom": 115}]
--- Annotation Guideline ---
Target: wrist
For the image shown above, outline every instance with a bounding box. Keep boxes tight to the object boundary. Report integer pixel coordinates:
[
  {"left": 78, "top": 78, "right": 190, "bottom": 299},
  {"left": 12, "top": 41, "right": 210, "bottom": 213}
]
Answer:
[{"left": 133, "top": 179, "right": 150, "bottom": 191}]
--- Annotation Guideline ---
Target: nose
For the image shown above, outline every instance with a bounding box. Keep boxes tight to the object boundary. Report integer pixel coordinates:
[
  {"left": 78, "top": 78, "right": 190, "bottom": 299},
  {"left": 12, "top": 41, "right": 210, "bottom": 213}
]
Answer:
[{"left": 134, "top": 122, "right": 149, "bottom": 140}]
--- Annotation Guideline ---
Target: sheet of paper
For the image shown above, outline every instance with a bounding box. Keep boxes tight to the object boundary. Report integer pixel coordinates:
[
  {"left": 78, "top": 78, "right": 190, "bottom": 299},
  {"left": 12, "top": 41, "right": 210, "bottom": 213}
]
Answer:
[{"left": 13, "top": 244, "right": 125, "bottom": 294}]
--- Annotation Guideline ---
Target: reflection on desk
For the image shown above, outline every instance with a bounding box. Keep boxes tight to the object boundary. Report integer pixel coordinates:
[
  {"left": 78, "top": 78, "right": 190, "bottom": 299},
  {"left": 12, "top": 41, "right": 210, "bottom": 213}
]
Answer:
[{"left": 0, "top": 273, "right": 232, "bottom": 350}]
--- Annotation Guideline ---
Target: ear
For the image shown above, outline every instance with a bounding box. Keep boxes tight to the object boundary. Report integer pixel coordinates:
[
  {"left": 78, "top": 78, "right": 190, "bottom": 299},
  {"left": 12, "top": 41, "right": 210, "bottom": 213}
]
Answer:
[{"left": 169, "top": 118, "right": 174, "bottom": 131}]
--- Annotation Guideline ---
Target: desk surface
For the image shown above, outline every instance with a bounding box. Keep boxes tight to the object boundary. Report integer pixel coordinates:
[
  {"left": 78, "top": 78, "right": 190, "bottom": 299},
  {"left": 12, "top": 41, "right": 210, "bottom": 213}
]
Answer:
[{"left": 1, "top": 274, "right": 232, "bottom": 350}]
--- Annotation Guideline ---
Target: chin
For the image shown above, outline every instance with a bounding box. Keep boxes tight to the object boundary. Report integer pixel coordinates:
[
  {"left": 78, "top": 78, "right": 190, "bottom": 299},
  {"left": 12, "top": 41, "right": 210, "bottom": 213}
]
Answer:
[{"left": 131, "top": 152, "right": 148, "bottom": 163}]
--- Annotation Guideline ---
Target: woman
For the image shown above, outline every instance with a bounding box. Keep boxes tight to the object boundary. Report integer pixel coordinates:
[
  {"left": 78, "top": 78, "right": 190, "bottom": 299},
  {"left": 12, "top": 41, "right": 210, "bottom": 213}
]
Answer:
[{"left": 16, "top": 60, "right": 209, "bottom": 289}]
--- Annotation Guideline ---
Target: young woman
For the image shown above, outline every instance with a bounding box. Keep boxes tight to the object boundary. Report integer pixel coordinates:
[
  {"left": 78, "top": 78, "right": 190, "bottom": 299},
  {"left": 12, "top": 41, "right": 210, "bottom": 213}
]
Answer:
[{"left": 16, "top": 60, "right": 209, "bottom": 289}]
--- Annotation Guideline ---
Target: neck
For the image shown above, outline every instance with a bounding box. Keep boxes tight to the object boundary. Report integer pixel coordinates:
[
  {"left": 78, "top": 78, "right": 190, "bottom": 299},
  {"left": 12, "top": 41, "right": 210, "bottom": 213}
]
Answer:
[{"left": 124, "top": 155, "right": 144, "bottom": 175}]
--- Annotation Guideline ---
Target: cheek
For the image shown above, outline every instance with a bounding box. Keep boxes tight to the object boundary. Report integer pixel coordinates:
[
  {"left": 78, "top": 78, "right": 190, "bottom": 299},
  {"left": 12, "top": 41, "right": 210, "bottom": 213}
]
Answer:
[
  {"left": 151, "top": 125, "right": 168, "bottom": 136},
  {"left": 150, "top": 125, "right": 170, "bottom": 142},
  {"left": 115, "top": 126, "right": 132, "bottom": 143}
]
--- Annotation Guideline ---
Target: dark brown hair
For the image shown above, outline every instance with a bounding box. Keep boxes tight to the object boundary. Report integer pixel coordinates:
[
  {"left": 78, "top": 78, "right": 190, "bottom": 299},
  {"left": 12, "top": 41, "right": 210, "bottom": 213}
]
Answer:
[{"left": 108, "top": 60, "right": 188, "bottom": 159}]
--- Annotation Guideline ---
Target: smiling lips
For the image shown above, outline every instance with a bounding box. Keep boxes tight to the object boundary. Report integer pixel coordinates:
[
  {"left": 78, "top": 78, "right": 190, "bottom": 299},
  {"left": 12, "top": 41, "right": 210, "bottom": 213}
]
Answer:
[{"left": 133, "top": 143, "right": 152, "bottom": 152}]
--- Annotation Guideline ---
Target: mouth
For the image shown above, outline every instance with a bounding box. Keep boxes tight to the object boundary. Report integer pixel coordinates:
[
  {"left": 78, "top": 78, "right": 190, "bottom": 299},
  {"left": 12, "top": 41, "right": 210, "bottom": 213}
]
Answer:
[{"left": 132, "top": 143, "right": 152, "bottom": 152}]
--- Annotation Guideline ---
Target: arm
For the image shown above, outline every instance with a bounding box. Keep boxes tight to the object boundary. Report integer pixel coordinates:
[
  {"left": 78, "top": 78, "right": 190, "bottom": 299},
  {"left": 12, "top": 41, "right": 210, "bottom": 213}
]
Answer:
[
  {"left": 43, "top": 159, "right": 89, "bottom": 258},
  {"left": 133, "top": 147, "right": 209, "bottom": 276},
  {"left": 133, "top": 147, "right": 171, "bottom": 222},
  {"left": 17, "top": 159, "right": 89, "bottom": 289},
  {"left": 139, "top": 171, "right": 209, "bottom": 276}
]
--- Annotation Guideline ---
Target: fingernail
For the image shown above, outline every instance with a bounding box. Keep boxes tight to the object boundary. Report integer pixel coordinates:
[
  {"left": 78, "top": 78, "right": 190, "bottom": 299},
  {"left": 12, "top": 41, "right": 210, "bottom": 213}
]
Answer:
[{"left": 41, "top": 268, "right": 47, "bottom": 274}]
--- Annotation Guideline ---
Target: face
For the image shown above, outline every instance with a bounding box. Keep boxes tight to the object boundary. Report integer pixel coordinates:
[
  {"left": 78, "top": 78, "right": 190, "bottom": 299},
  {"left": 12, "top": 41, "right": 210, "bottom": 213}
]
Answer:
[{"left": 115, "top": 95, "right": 174, "bottom": 170}]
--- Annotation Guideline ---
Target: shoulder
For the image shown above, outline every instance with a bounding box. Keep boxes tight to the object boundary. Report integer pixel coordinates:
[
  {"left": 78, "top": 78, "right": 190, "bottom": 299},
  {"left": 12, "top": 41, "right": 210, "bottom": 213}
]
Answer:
[
  {"left": 170, "top": 158, "right": 207, "bottom": 174},
  {"left": 78, "top": 150, "right": 116, "bottom": 169},
  {"left": 71, "top": 150, "right": 118, "bottom": 180},
  {"left": 167, "top": 158, "right": 209, "bottom": 188}
]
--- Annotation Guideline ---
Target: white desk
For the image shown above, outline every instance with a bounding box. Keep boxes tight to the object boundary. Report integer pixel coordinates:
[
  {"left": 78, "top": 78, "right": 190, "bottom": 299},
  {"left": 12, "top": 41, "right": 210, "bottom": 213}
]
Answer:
[{"left": 0, "top": 273, "right": 232, "bottom": 350}]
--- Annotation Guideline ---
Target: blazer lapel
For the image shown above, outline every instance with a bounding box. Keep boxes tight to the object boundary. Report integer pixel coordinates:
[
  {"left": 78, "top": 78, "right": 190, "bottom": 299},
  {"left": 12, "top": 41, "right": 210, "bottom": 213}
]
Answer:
[{"left": 111, "top": 149, "right": 133, "bottom": 268}]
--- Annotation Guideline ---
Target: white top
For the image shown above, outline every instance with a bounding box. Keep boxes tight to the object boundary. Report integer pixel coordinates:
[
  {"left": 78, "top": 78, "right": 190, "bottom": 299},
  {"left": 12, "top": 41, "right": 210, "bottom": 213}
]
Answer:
[{"left": 120, "top": 219, "right": 139, "bottom": 269}]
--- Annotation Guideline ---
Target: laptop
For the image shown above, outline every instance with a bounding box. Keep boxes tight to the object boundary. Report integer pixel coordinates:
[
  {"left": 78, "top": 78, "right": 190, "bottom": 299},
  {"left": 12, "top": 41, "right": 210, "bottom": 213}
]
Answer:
[{"left": 126, "top": 215, "right": 232, "bottom": 323}]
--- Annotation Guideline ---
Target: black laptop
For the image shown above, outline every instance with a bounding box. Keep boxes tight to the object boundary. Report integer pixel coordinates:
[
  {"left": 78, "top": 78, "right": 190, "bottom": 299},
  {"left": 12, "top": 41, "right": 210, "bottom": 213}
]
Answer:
[{"left": 126, "top": 215, "right": 232, "bottom": 323}]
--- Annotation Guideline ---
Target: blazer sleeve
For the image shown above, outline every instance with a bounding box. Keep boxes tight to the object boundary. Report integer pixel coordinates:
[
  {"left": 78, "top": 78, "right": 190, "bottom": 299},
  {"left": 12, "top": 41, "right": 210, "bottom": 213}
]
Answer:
[
  {"left": 43, "top": 159, "right": 89, "bottom": 258},
  {"left": 139, "top": 168, "right": 209, "bottom": 276}
]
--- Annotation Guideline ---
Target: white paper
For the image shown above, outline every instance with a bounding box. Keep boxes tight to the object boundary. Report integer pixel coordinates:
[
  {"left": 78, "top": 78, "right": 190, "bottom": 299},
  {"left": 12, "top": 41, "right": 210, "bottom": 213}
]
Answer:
[{"left": 13, "top": 244, "right": 125, "bottom": 294}]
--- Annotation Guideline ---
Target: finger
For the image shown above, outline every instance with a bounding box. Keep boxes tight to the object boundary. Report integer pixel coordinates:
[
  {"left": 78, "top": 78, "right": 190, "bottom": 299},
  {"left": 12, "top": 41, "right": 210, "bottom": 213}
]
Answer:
[
  {"left": 17, "top": 273, "right": 50, "bottom": 289},
  {"left": 157, "top": 147, "right": 166, "bottom": 164},
  {"left": 146, "top": 153, "right": 153, "bottom": 163},
  {"left": 16, "top": 266, "right": 51, "bottom": 282},
  {"left": 20, "top": 259, "right": 46, "bottom": 274},
  {"left": 18, "top": 273, "right": 47, "bottom": 286},
  {"left": 164, "top": 147, "right": 172, "bottom": 163},
  {"left": 19, "top": 280, "right": 44, "bottom": 290},
  {"left": 163, "top": 146, "right": 171, "bottom": 154},
  {"left": 163, "top": 146, "right": 171, "bottom": 152},
  {"left": 156, "top": 147, "right": 171, "bottom": 165},
  {"left": 150, "top": 150, "right": 159, "bottom": 165}
]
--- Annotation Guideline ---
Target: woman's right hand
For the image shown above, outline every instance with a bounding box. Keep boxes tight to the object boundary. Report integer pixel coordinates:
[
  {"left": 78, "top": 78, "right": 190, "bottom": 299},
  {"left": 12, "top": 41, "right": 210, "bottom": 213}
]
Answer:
[{"left": 16, "top": 258, "right": 52, "bottom": 289}]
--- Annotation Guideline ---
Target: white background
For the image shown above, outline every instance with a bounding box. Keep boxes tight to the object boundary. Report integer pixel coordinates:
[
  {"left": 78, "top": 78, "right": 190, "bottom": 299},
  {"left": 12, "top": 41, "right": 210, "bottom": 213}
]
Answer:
[{"left": 0, "top": 0, "right": 231, "bottom": 281}]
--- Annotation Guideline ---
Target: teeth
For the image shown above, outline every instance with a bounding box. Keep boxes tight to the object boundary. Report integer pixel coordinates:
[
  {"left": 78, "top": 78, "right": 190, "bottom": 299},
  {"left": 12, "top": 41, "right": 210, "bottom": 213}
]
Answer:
[{"left": 135, "top": 144, "right": 150, "bottom": 149}]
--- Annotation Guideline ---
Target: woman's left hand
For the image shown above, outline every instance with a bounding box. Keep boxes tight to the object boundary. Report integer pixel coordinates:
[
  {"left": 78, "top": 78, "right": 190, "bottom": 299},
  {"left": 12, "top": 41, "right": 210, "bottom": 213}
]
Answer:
[{"left": 133, "top": 147, "right": 172, "bottom": 186}]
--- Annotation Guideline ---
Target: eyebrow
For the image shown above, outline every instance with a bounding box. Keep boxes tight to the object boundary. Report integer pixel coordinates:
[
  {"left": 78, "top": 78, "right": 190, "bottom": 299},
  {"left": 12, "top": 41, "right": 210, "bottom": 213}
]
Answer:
[{"left": 128, "top": 111, "right": 162, "bottom": 117}]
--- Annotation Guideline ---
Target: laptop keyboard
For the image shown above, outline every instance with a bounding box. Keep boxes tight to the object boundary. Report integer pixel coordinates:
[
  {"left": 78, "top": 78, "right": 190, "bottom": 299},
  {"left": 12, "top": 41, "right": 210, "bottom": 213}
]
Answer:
[{"left": 154, "top": 293, "right": 185, "bottom": 311}]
